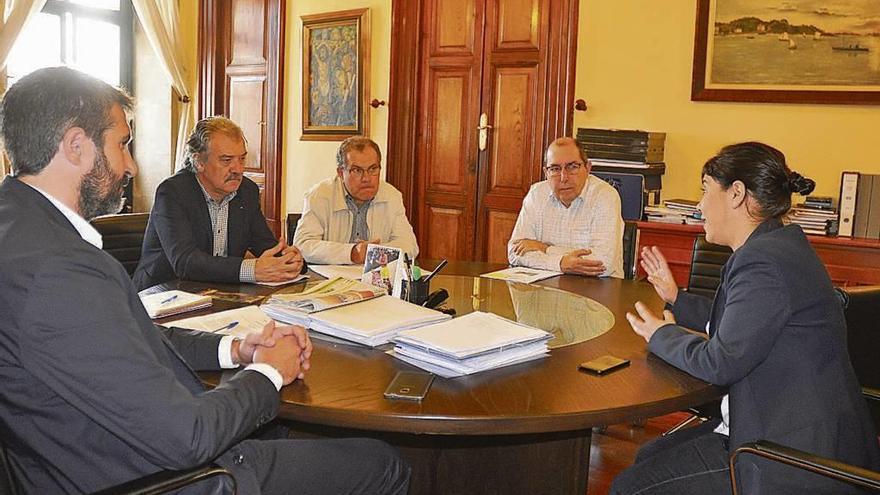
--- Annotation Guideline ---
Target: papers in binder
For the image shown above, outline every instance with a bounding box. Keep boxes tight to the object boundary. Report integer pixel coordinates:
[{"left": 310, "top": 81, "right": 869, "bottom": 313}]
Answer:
[
  {"left": 263, "top": 295, "right": 451, "bottom": 347},
  {"left": 390, "top": 311, "right": 552, "bottom": 378},
  {"left": 480, "top": 267, "right": 562, "bottom": 284},
  {"left": 140, "top": 290, "right": 212, "bottom": 319},
  {"left": 167, "top": 305, "right": 272, "bottom": 339}
]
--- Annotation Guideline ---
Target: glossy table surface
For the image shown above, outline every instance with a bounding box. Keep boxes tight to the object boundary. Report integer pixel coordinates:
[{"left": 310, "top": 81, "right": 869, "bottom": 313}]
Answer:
[{"left": 180, "top": 261, "right": 722, "bottom": 437}]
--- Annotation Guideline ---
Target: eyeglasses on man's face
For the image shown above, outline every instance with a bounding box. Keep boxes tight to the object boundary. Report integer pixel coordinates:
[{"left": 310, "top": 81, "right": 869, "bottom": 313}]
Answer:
[
  {"left": 346, "top": 164, "right": 382, "bottom": 178},
  {"left": 544, "top": 161, "right": 584, "bottom": 177}
]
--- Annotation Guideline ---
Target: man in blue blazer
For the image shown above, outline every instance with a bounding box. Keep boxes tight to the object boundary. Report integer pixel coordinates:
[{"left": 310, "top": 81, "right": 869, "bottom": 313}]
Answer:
[
  {"left": 133, "top": 117, "right": 305, "bottom": 290},
  {"left": 0, "top": 67, "right": 409, "bottom": 494}
]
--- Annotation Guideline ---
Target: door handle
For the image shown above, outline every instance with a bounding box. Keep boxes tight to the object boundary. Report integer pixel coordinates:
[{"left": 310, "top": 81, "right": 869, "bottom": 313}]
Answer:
[{"left": 477, "top": 113, "right": 493, "bottom": 151}]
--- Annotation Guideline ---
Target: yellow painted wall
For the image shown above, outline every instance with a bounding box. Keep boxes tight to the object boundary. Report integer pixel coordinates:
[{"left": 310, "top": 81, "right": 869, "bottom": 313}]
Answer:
[
  {"left": 283, "top": 0, "right": 391, "bottom": 214},
  {"left": 575, "top": 1, "right": 880, "bottom": 202}
]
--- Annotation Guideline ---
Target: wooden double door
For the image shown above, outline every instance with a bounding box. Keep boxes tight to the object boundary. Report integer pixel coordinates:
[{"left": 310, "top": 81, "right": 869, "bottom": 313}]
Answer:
[
  {"left": 391, "top": 0, "right": 579, "bottom": 263},
  {"left": 199, "top": 0, "right": 285, "bottom": 236}
]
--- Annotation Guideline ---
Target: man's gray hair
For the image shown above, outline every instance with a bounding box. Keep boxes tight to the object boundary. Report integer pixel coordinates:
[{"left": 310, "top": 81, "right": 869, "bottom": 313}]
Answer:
[
  {"left": 336, "top": 136, "right": 382, "bottom": 169},
  {"left": 183, "top": 116, "right": 246, "bottom": 171}
]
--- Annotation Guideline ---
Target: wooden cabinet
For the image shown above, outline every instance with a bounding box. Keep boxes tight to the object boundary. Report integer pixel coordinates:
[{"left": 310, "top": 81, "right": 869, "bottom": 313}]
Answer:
[{"left": 636, "top": 221, "right": 880, "bottom": 287}]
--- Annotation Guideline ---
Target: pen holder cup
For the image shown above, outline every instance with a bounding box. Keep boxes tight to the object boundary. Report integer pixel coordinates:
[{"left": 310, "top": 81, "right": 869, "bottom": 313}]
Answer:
[{"left": 401, "top": 279, "right": 430, "bottom": 306}]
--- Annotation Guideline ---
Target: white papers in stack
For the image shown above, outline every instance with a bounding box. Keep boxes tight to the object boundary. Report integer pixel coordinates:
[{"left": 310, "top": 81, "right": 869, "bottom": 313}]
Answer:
[
  {"left": 264, "top": 295, "right": 451, "bottom": 347},
  {"left": 391, "top": 311, "right": 552, "bottom": 378},
  {"left": 309, "top": 264, "right": 364, "bottom": 280},
  {"left": 480, "top": 267, "right": 561, "bottom": 284},
  {"left": 140, "top": 290, "right": 212, "bottom": 319},
  {"left": 168, "top": 305, "right": 271, "bottom": 339}
]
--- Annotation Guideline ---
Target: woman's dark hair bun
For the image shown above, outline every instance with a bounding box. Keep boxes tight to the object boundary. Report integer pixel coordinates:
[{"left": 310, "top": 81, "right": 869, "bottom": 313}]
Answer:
[{"left": 788, "top": 171, "right": 815, "bottom": 196}]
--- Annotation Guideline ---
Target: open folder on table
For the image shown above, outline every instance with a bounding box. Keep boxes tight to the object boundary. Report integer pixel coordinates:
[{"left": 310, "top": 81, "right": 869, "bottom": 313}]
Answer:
[{"left": 390, "top": 311, "right": 552, "bottom": 378}]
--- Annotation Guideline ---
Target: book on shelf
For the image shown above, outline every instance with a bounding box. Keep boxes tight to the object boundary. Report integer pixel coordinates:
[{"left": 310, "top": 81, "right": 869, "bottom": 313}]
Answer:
[
  {"left": 263, "top": 277, "right": 385, "bottom": 316},
  {"left": 390, "top": 311, "right": 552, "bottom": 378},
  {"left": 140, "top": 290, "right": 212, "bottom": 319},
  {"left": 838, "top": 172, "right": 880, "bottom": 239}
]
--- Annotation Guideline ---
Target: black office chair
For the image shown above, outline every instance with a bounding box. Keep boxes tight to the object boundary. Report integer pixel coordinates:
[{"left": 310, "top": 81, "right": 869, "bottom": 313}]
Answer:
[
  {"left": 90, "top": 213, "right": 150, "bottom": 276},
  {"left": 287, "top": 213, "right": 303, "bottom": 246},
  {"left": 728, "top": 285, "right": 880, "bottom": 494},
  {"left": 0, "top": 439, "right": 236, "bottom": 495},
  {"left": 622, "top": 221, "right": 639, "bottom": 280},
  {"left": 686, "top": 235, "right": 732, "bottom": 299}
]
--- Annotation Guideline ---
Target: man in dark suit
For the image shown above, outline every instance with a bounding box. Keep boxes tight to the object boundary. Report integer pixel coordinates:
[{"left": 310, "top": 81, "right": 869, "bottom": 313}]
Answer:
[
  {"left": 133, "top": 116, "right": 305, "bottom": 290},
  {"left": 0, "top": 67, "right": 409, "bottom": 494}
]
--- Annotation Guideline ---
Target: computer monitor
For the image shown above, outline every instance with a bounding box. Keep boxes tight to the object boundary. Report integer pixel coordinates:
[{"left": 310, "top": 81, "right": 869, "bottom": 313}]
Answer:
[{"left": 591, "top": 171, "right": 645, "bottom": 221}]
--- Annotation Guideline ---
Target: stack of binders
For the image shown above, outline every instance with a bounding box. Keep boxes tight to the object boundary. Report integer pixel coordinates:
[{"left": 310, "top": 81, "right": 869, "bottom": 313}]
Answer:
[{"left": 390, "top": 312, "right": 552, "bottom": 378}]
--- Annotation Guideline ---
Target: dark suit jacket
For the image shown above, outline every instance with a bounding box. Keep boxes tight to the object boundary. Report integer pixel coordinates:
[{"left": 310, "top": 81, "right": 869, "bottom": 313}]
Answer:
[
  {"left": 0, "top": 177, "right": 277, "bottom": 493},
  {"left": 650, "top": 219, "right": 880, "bottom": 494},
  {"left": 133, "top": 170, "right": 282, "bottom": 290}
]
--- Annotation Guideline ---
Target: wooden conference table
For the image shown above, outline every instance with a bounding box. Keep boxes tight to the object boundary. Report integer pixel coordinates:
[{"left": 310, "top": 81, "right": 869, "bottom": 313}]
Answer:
[{"left": 170, "top": 261, "right": 722, "bottom": 495}]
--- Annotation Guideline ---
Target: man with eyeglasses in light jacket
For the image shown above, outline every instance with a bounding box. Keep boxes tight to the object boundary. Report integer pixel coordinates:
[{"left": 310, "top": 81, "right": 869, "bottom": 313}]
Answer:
[
  {"left": 293, "top": 136, "right": 419, "bottom": 265},
  {"left": 508, "top": 137, "right": 624, "bottom": 278}
]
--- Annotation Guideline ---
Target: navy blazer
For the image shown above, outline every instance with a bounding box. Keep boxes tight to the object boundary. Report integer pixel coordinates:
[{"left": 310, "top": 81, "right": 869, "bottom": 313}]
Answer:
[
  {"left": 0, "top": 177, "right": 277, "bottom": 493},
  {"left": 650, "top": 219, "right": 880, "bottom": 494},
  {"left": 133, "top": 170, "right": 282, "bottom": 290}
]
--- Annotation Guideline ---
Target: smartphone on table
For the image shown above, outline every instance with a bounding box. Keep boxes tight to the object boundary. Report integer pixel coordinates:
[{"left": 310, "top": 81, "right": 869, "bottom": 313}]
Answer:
[
  {"left": 383, "top": 371, "right": 434, "bottom": 401},
  {"left": 578, "top": 355, "right": 630, "bottom": 375}
]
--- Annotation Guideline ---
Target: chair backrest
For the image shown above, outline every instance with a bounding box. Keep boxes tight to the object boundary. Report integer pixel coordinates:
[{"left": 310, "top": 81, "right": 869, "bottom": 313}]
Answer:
[
  {"left": 90, "top": 213, "right": 149, "bottom": 277},
  {"left": 622, "top": 221, "right": 638, "bottom": 280},
  {"left": 686, "top": 234, "right": 732, "bottom": 299},
  {"left": 591, "top": 171, "right": 646, "bottom": 221},
  {"left": 840, "top": 285, "right": 880, "bottom": 430},
  {"left": 287, "top": 213, "right": 302, "bottom": 245}
]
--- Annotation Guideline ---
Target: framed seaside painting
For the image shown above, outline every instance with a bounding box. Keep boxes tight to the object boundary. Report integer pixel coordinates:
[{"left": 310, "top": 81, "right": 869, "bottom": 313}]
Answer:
[
  {"left": 301, "top": 8, "right": 371, "bottom": 140},
  {"left": 692, "top": 0, "right": 880, "bottom": 104}
]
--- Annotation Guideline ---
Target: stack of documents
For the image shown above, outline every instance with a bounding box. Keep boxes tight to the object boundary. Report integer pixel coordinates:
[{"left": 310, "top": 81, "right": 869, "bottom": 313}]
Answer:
[
  {"left": 480, "top": 266, "right": 561, "bottom": 284},
  {"left": 264, "top": 295, "right": 451, "bottom": 347},
  {"left": 391, "top": 311, "right": 552, "bottom": 378},
  {"left": 167, "top": 305, "right": 271, "bottom": 339},
  {"left": 141, "top": 290, "right": 212, "bottom": 319}
]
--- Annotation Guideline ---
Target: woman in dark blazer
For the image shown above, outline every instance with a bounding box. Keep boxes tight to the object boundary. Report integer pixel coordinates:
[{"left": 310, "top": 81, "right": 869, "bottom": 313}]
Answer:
[{"left": 612, "top": 142, "right": 880, "bottom": 494}]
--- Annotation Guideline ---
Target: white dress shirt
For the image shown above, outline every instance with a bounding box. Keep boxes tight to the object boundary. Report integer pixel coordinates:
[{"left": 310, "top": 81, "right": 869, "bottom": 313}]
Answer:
[
  {"left": 26, "top": 183, "right": 283, "bottom": 391},
  {"left": 507, "top": 176, "right": 624, "bottom": 278}
]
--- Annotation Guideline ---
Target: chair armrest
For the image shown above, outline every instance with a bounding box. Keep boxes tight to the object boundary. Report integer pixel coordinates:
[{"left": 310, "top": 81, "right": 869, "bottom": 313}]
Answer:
[
  {"left": 729, "top": 440, "right": 880, "bottom": 494},
  {"left": 92, "top": 463, "right": 236, "bottom": 495}
]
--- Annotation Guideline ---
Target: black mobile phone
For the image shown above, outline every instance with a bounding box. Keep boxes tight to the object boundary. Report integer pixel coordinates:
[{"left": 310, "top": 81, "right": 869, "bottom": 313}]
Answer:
[
  {"left": 383, "top": 371, "right": 434, "bottom": 401},
  {"left": 578, "top": 355, "right": 630, "bottom": 375}
]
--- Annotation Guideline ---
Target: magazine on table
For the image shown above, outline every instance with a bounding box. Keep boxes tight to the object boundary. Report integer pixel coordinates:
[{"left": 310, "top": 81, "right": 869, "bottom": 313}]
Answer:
[{"left": 263, "top": 277, "right": 385, "bottom": 314}]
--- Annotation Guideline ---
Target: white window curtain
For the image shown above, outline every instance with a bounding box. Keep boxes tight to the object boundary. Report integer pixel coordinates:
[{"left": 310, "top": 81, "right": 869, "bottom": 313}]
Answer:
[
  {"left": 0, "top": 0, "right": 48, "bottom": 176},
  {"left": 0, "top": 0, "right": 47, "bottom": 74},
  {"left": 131, "top": 0, "right": 194, "bottom": 171}
]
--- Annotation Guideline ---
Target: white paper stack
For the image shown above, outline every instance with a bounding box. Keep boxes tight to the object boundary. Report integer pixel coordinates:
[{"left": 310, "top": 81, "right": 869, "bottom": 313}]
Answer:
[
  {"left": 264, "top": 295, "right": 451, "bottom": 347},
  {"left": 391, "top": 311, "right": 552, "bottom": 378},
  {"left": 167, "top": 305, "right": 272, "bottom": 340},
  {"left": 140, "top": 290, "right": 212, "bottom": 319},
  {"left": 480, "top": 267, "right": 561, "bottom": 284}
]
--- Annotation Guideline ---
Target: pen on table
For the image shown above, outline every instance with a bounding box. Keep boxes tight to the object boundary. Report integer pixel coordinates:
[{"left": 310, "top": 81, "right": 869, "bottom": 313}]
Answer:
[
  {"left": 213, "top": 321, "right": 239, "bottom": 333},
  {"left": 159, "top": 294, "right": 178, "bottom": 305},
  {"left": 422, "top": 259, "right": 447, "bottom": 283}
]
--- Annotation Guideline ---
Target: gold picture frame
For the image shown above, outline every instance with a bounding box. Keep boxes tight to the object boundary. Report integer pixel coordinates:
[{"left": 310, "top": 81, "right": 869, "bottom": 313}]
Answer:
[{"left": 301, "top": 8, "right": 371, "bottom": 141}]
